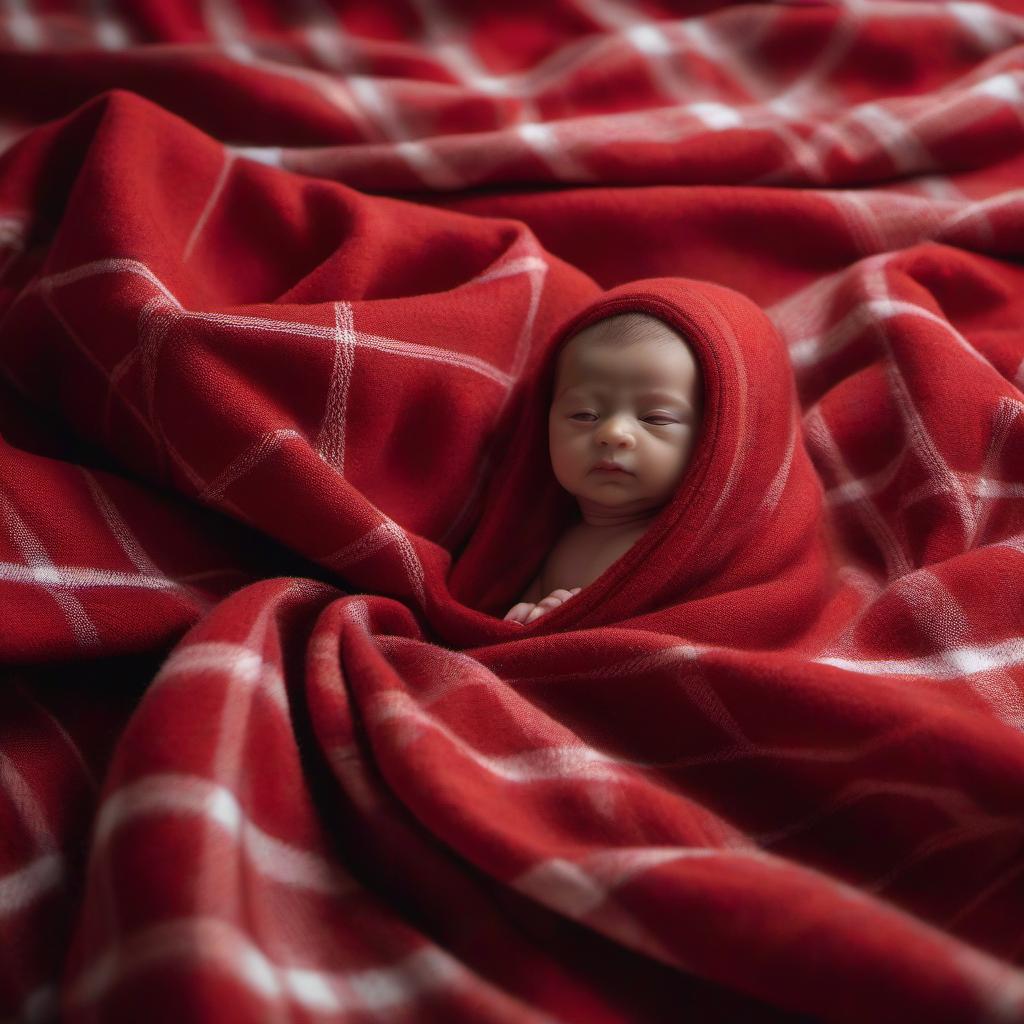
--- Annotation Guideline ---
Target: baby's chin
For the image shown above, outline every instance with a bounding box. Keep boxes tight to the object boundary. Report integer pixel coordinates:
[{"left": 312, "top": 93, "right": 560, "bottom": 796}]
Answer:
[
  {"left": 557, "top": 471, "right": 673, "bottom": 505},
  {"left": 571, "top": 485, "right": 665, "bottom": 509}
]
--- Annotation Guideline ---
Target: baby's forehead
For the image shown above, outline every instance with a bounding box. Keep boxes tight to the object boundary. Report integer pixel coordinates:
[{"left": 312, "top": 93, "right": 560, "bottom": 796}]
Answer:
[
  {"left": 575, "top": 312, "right": 679, "bottom": 343},
  {"left": 556, "top": 313, "right": 691, "bottom": 373}
]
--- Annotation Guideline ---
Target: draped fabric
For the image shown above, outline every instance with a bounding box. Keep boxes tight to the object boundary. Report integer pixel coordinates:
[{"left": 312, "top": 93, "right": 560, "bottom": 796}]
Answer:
[{"left": 2, "top": 3, "right": 1024, "bottom": 1023}]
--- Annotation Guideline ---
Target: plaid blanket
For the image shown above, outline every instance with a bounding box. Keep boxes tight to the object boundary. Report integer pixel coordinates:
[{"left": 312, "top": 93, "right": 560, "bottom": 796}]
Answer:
[{"left": 2, "top": 2, "right": 1024, "bottom": 1022}]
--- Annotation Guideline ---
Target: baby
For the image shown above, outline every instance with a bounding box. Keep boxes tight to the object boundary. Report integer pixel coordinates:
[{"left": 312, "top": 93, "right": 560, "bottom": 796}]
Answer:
[{"left": 505, "top": 311, "right": 704, "bottom": 625}]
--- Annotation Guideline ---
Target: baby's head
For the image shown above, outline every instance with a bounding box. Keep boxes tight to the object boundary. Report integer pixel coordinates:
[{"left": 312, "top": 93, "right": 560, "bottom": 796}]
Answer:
[{"left": 548, "top": 312, "right": 704, "bottom": 525}]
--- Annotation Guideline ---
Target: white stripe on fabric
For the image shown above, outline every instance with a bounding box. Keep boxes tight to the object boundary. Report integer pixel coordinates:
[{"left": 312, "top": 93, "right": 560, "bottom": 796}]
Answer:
[
  {"left": 232, "top": 145, "right": 283, "bottom": 167},
  {"left": 296, "top": 0, "right": 356, "bottom": 72},
  {"left": 0, "top": 852, "right": 63, "bottom": 918},
  {"left": 970, "top": 70, "right": 1024, "bottom": 104},
  {"left": 622, "top": 22, "right": 706, "bottom": 110},
  {"left": 788, "top": 297, "right": 1001, "bottom": 372},
  {"left": 863, "top": 263, "right": 982, "bottom": 553},
  {"left": 321, "top": 523, "right": 394, "bottom": 568},
  {"left": 440, "top": 238, "right": 549, "bottom": 548},
  {"left": 344, "top": 946, "right": 462, "bottom": 1011},
  {"left": 0, "top": 560, "right": 190, "bottom": 592},
  {"left": 249, "top": 55, "right": 380, "bottom": 138},
  {"left": 198, "top": 428, "right": 304, "bottom": 504},
  {"left": 0, "top": 749, "right": 55, "bottom": 854},
  {"left": 512, "top": 852, "right": 686, "bottom": 965},
  {"left": 802, "top": 405, "right": 914, "bottom": 580},
  {"left": 471, "top": 255, "right": 548, "bottom": 286},
  {"left": 676, "top": 15, "right": 774, "bottom": 101},
  {"left": 36, "top": 283, "right": 162, "bottom": 468},
  {"left": 25, "top": 249, "right": 527, "bottom": 426},
  {"left": 766, "top": 4, "right": 861, "bottom": 118},
  {"left": 315, "top": 301, "right": 356, "bottom": 474},
  {"left": 514, "top": 845, "right": 771, "bottom": 922},
  {"left": 79, "top": 470, "right": 163, "bottom": 579},
  {"left": 393, "top": 139, "right": 465, "bottom": 190},
  {"left": 517, "top": 122, "right": 597, "bottom": 181},
  {"left": 816, "top": 636, "right": 1024, "bottom": 679},
  {"left": 3, "top": 0, "right": 43, "bottom": 48},
  {"left": 405, "top": 0, "right": 538, "bottom": 120},
  {"left": 846, "top": 102, "right": 935, "bottom": 174},
  {"left": 949, "top": 1, "right": 1016, "bottom": 51},
  {"left": 379, "top": 517, "right": 427, "bottom": 608},
  {"left": 371, "top": 690, "right": 627, "bottom": 782},
  {"left": 187, "top": 311, "right": 515, "bottom": 387},
  {"left": 968, "top": 477, "right": 1024, "bottom": 498},
  {"left": 514, "top": 858, "right": 610, "bottom": 917},
  {"left": 201, "top": 0, "right": 255, "bottom": 62},
  {"left": 150, "top": 641, "right": 287, "bottom": 711},
  {"left": 184, "top": 151, "right": 235, "bottom": 261},
  {"left": 757, "top": 412, "right": 797, "bottom": 517},
  {"left": 687, "top": 102, "right": 742, "bottom": 130},
  {"left": 79, "top": 468, "right": 211, "bottom": 614},
  {"left": 68, "top": 916, "right": 469, "bottom": 1014},
  {"left": 94, "top": 774, "right": 357, "bottom": 896},
  {"left": 964, "top": 397, "right": 1024, "bottom": 548},
  {"left": 318, "top": 515, "right": 426, "bottom": 610},
  {"left": 0, "top": 214, "right": 26, "bottom": 280},
  {"left": 27, "top": 257, "right": 181, "bottom": 306},
  {"left": 939, "top": 186, "right": 1024, "bottom": 236},
  {"left": 347, "top": 75, "right": 463, "bottom": 188},
  {"left": 625, "top": 22, "right": 672, "bottom": 55},
  {"left": 822, "top": 439, "right": 908, "bottom": 507},
  {"left": 1, "top": 495, "right": 101, "bottom": 649},
  {"left": 90, "top": 0, "right": 133, "bottom": 49}
]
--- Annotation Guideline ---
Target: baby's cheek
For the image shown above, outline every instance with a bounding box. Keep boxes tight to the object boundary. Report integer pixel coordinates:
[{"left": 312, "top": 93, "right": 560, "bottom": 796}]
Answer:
[{"left": 550, "top": 444, "right": 579, "bottom": 481}]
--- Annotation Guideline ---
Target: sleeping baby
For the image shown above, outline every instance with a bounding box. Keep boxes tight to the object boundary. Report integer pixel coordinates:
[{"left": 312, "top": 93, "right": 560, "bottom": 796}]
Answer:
[{"left": 504, "top": 311, "right": 704, "bottom": 625}]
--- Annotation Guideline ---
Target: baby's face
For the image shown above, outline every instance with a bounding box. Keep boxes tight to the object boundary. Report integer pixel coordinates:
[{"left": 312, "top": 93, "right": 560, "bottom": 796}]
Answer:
[{"left": 548, "top": 315, "right": 703, "bottom": 518}]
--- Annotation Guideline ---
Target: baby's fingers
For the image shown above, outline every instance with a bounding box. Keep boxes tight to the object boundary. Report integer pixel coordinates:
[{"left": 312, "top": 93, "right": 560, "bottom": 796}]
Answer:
[
  {"left": 523, "top": 588, "right": 584, "bottom": 624},
  {"left": 526, "top": 597, "right": 564, "bottom": 622},
  {"left": 504, "top": 602, "right": 535, "bottom": 623}
]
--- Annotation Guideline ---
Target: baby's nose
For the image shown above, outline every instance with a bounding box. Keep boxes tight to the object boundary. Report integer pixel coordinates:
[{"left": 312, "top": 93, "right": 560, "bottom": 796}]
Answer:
[{"left": 599, "top": 421, "right": 635, "bottom": 444}]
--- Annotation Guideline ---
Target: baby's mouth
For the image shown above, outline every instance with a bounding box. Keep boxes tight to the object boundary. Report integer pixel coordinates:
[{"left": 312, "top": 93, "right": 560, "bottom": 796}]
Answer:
[{"left": 593, "top": 460, "right": 632, "bottom": 474}]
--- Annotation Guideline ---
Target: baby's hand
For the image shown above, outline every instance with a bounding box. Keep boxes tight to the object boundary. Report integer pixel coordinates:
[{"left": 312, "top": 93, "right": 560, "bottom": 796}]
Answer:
[{"left": 504, "top": 588, "right": 581, "bottom": 625}]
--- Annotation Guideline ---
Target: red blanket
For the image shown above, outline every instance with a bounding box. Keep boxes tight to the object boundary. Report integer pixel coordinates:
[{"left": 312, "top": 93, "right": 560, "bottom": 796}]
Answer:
[{"left": 3, "top": 2, "right": 1024, "bottom": 1022}]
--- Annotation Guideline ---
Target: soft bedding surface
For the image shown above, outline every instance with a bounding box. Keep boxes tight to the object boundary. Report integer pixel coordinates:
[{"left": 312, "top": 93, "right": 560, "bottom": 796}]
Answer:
[{"left": 2, "top": 2, "right": 1024, "bottom": 1022}]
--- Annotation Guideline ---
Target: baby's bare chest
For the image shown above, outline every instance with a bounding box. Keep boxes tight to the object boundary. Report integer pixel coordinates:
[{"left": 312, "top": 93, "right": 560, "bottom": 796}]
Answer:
[{"left": 540, "top": 526, "right": 645, "bottom": 592}]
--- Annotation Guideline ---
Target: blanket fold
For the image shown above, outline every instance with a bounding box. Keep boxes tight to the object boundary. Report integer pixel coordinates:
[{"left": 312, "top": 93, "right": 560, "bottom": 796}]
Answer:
[{"left": 2, "top": 3, "right": 1024, "bottom": 1023}]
